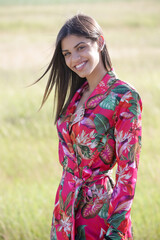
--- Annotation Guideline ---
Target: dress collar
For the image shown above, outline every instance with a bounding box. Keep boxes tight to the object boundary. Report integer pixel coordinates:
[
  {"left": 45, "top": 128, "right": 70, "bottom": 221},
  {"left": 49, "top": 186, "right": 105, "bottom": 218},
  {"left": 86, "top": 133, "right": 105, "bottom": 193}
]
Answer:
[
  {"left": 84, "top": 69, "right": 117, "bottom": 110},
  {"left": 66, "top": 69, "right": 117, "bottom": 115}
]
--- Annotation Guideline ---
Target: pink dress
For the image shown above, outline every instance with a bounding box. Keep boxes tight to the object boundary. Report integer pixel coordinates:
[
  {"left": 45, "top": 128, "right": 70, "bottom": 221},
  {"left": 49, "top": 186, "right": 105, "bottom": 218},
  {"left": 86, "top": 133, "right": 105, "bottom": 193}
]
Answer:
[{"left": 50, "top": 70, "right": 142, "bottom": 240}]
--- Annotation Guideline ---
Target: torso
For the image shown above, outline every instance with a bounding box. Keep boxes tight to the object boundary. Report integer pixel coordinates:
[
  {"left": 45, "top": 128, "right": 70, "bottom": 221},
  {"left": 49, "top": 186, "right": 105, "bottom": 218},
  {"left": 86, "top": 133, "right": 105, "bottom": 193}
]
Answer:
[
  {"left": 75, "top": 88, "right": 92, "bottom": 112},
  {"left": 53, "top": 71, "right": 142, "bottom": 240}
]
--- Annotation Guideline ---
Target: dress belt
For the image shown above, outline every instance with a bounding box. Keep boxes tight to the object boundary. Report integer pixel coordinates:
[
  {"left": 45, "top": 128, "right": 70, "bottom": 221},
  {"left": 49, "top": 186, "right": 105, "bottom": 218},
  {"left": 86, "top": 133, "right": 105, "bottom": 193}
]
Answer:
[{"left": 64, "top": 167, "right": 114, "bottom": 240}]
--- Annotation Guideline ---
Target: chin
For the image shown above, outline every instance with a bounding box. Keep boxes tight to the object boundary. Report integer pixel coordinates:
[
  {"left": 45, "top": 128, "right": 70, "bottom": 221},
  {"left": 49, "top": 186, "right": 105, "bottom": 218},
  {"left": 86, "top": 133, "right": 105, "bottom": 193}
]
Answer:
[
  {"left": 77, "top": 70, "right": 93, "bottom": 79},
  {"left": 75, "top": 72, "right": 87, "bottom": 78}
]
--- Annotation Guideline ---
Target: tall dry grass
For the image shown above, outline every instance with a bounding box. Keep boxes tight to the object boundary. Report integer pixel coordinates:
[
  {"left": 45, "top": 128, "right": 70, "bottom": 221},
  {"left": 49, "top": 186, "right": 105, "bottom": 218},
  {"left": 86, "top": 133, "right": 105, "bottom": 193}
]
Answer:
[{"left": 0, "top": 1, "right": 160, "bottom": 239}]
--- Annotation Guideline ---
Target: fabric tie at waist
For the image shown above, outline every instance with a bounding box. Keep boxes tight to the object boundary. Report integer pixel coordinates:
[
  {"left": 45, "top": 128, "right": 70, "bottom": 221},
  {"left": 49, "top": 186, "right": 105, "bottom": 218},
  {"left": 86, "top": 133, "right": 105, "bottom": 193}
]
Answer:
[{"left": 64, "top": 167, "right": 114, "bottom": 240}]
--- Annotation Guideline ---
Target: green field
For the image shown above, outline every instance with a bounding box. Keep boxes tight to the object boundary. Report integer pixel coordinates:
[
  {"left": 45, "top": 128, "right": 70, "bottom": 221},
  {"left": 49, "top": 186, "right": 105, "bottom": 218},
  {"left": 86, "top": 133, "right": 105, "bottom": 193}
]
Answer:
[{"left": 0, "top": 0, "right": 160, "bottom": 239}]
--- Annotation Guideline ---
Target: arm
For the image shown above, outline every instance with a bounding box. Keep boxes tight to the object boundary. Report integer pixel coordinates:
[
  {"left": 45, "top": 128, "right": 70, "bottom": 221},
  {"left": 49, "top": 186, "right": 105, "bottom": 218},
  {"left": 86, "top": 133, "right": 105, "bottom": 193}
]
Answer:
[{"left": 105, "top": 90, "right": 142, "bottom": 240}]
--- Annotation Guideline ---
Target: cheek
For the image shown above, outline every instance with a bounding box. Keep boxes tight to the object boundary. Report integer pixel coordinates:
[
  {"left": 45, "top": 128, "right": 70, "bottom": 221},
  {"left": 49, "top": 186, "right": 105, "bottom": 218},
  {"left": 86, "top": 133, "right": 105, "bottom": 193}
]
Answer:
[
  {"left": 89, "top": 48, "right": 100, "bottom": 60},
  {"left": 64, "top": 58, "right": 70, "bottom": 68},
  {"left": 89, "top": 53, "right": 100, "bottom": 67}
]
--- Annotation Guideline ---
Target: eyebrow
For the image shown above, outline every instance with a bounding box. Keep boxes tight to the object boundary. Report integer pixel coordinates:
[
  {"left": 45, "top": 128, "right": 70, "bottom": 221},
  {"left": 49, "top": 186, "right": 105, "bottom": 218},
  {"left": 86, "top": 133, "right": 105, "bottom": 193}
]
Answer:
[{"left": 62, "top": 41, "right": 86, "bottom": 52}]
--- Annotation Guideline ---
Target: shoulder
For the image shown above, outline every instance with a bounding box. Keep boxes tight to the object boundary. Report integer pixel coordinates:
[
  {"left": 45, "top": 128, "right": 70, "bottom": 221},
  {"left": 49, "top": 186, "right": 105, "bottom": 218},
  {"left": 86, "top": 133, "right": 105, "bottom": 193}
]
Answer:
[
  {"left": 112, "top": 79, "right": 138, "bottom": 94},
  {"left": 109, "top": 79, "right": 142, "bottom": 116},
  {"left": 111, "top": 79, "right": 142, "bottom": 102},
  {"left": 111, "top": 79, "right": 142, "bottom": 117}
]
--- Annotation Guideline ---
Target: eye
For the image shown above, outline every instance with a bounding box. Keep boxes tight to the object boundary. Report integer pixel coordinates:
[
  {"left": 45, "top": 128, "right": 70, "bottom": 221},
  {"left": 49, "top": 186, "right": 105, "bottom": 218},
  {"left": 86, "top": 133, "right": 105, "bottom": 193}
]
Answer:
[
  {"left": 63, "top": 52, "right": 70, "bottom": 57},
  {"left": 77, "top": 45, "right": 85, "bottom": 51}
]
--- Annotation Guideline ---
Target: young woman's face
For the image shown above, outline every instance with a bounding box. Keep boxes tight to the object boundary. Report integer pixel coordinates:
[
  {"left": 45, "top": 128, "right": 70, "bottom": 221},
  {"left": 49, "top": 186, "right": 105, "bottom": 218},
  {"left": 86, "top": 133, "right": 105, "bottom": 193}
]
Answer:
[{"left": 61, "top": 35, "right": 103, "bottom": 79}]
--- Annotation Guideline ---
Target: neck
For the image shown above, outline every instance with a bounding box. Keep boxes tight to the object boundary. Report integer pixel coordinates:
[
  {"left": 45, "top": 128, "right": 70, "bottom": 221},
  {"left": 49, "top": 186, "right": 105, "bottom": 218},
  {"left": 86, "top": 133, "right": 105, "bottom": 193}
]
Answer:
[{"left": 86, "top": 67, "right": 107, "bottom": 93}]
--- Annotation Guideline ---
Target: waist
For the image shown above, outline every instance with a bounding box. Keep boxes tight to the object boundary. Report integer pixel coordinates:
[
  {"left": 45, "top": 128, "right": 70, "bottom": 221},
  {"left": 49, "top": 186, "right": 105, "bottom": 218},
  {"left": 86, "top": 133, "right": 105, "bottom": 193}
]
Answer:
[{"left": 63, "top": 167, "right": 114, "bottom": 192}]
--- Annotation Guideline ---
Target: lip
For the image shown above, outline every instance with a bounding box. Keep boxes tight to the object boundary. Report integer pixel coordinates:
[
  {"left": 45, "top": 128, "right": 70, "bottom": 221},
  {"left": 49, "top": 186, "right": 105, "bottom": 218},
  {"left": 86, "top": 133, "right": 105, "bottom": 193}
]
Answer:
[{"left": 74, "top": 61, "right": 87, "bottom": 71}]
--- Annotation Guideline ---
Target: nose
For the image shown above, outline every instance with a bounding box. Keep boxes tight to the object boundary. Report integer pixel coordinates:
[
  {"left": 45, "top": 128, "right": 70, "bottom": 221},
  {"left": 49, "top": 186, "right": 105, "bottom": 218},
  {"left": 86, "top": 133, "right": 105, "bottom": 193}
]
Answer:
[{"left": 71, "top": 51, "right": 81, "bottom": 65}]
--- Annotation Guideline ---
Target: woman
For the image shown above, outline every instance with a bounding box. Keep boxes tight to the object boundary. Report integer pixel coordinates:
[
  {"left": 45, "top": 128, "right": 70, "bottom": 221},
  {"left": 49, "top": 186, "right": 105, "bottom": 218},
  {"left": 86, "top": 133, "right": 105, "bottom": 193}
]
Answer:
[{"left": 36, "top": 14, "right": 142, "bottom": 240}]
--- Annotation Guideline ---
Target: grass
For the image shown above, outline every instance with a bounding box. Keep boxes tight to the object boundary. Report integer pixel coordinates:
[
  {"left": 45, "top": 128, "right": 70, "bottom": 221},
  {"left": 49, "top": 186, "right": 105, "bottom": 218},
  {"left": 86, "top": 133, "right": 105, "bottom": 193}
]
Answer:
[
  {"left": 0, "top": 0, "right": 155, "bottom": 5},
  {"left": 0, "top": 0, "right": 160, "bottom": 239}
]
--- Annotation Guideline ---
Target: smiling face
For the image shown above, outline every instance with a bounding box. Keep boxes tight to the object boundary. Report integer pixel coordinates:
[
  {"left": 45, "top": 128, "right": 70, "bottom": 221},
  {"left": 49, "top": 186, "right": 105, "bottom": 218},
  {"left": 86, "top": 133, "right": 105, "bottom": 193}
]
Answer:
[{"left": 61, "top": 35, "right": 105, "bottom": 81}]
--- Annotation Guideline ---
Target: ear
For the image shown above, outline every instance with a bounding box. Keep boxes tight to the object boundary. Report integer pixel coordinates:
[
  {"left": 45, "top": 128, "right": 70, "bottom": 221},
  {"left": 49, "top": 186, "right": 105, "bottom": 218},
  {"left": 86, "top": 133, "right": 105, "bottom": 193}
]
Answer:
[{"left": 97, "top": 35, "right": 105, "bottom": 52}]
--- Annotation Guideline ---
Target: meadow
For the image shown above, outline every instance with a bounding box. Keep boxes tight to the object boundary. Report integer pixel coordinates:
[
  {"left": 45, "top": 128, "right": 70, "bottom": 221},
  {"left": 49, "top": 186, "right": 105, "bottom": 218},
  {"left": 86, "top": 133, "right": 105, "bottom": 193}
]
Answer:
[{"left": 0, "top": 0, "right": 160, "bottom": 239}]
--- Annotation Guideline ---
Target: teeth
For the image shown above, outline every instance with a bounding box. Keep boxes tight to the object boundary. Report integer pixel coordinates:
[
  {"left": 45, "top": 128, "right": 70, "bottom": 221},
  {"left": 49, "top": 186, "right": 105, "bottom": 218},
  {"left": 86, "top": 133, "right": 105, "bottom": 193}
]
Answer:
[{"left": 75, "top": 62, "right": 85, "bottom": 70}]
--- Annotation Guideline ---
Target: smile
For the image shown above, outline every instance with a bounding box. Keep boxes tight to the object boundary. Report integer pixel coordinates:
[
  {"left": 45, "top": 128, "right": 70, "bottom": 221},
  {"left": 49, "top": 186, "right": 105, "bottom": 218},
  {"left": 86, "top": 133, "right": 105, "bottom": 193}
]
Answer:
[{"left": 75, "top": 61, "right": 87, "bottom": 71}]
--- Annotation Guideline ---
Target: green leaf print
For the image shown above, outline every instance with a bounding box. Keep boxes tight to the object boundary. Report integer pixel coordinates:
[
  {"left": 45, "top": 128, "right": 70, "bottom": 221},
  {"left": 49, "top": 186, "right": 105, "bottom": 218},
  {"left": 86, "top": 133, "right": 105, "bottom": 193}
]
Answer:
[
  {"left": 94, "top": 133, "right": 106, "bottom": 144},
  {"left": 128, "top": 144, "right": 136, "bottom": 162},
  {"left": 112, "top": 85, "right": 130, "bottom": 94},
  {"left": 106, "top": 230, "right": 122, "bottom": 240},
  {"left": 79, "top": 145, "right": 91, "bottom": 158},
  {"left": 138, "top": 135, "right": 142, "bottom": 146},
  {"left": 94, "top": 114, "right": 110, "bottom": 134},
  {"left": 66, "top": 205, "right": 72, "bottom": 216},
  {"left": 93, "top": 134, "right": 107, "bottom": 152},
  {"left": 131, "top": 91, "right": 140, "bottom": 102},
  {"left": 107, "top": 78, "right": 117, "bottom": 87},
  {"left": 108, "top": 70, "right": 116, "bottom": 78},
  {"left": 98, "top": 202, "right": 109, "bottom": 219},
  {"left": 128, "top": 142, "right": 140, "bottom": 167},
  {"left": 120, "top": 154, "right": 128, "bottom": 161},
  {"left": 58, "top": 132, "right": 64, "bottom": 142},
  {"left": 64, "top": 191, "right": 73, "bottom": 210},
  {"left": 59, "top": 192, "right": 64, "bottom": 211},
  {"left": 75, "top": 225, "right": 86, "bottom": 240},
  {"left": 77, "top": 155, "right": 82, "bottom": 166},
  {"left": 50, "top": 225, "right": 57, "bottom": 240},
  {"left": 108, "top": 211, "right": 127, "bottom": 229},
  {"left": 62, "top": 156, "right": 68, "bottom": 169},
  {"left": 97, "top": 142, "right": 106, "bottom": 153},
  {"left": 66, "top": 167, "right": 74, "bottom": 175},
  {"left": 100, "top": 94, "right": 117, "bottom": 110},
  {"left": 107, "top": 127, "right": 115, "bottom": 139},
  {"left": 129, "top": 98, "right": 141, "bottom": 120}
]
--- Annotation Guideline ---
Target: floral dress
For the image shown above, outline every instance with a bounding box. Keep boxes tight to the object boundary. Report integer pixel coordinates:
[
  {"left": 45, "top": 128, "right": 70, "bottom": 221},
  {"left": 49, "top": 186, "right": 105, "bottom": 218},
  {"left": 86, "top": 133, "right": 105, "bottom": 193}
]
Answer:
[{"left": 50, "top": 70, "right": 142, "bottom": 240}]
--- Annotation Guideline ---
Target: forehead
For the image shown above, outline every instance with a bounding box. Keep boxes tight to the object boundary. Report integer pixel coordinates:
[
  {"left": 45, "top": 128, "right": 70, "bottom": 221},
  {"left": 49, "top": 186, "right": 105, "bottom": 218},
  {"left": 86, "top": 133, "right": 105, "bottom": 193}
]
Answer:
[{"left": 61, "top": 35, "right": 91, "bottom": 50}]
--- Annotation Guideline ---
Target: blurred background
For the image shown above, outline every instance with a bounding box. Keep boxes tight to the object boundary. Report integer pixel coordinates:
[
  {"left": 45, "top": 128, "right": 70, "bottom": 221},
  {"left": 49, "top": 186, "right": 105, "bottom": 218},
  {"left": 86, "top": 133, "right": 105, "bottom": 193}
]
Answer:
[{"left": 0, "top": 0, "right": 160, "bottom": 239}]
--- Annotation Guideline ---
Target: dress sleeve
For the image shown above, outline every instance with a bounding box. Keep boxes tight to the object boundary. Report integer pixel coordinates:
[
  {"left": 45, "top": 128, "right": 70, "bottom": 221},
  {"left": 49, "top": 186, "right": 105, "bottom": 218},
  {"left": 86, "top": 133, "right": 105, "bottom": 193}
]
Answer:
[{"left": 105, "top": 90, "right": 142, "bottom": 240}]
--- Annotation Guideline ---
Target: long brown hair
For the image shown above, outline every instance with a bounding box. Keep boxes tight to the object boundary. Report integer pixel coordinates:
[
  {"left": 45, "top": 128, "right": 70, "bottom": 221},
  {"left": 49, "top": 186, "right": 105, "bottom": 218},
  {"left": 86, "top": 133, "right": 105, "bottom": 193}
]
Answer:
[{"left": 36, "top": 14, "right": 112, "bottom": 123}]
